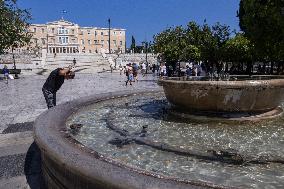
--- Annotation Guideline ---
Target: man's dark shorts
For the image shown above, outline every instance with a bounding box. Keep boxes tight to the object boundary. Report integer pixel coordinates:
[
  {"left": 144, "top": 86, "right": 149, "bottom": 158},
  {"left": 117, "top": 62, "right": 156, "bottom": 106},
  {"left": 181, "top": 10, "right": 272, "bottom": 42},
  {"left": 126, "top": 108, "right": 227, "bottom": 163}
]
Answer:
[{"left": 42, "top": 88, "right": 56, "bottom": 109}]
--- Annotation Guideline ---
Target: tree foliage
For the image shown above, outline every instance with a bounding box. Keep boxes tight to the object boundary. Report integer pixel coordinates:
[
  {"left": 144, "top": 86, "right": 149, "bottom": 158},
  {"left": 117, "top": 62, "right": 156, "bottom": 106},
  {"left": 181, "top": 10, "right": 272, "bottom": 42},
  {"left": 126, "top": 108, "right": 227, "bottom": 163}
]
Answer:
[
  {"left": 153, "top": 21, "right": 233, "bottom": 72},
  {"left": 130, "top": 35, "right": 136, "bottom": 52},
  {"left": 0, "top": 0, "right": 32, "bottom": 54},
  {"left": 222, "top": 33, "right": 253, "bottom": 63},
  {"left": 238, "top": 0, "right": 284, "bottom": 61}
]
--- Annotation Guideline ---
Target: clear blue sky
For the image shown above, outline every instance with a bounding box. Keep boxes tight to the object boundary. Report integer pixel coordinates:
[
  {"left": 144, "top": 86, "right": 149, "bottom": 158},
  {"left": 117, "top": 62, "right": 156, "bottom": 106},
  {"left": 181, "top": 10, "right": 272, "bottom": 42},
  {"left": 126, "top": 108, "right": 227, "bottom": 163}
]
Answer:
[{"left": 18, "top": 0, "right": 240, "bottom": 47}]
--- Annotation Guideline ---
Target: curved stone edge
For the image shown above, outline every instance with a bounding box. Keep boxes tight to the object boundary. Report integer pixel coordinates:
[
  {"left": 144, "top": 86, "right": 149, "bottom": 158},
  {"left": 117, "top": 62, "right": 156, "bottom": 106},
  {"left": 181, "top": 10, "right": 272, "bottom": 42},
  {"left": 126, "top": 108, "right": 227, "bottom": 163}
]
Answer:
[
  {"left": 158, "top": 78, "right": 284, "bottom": 113},
  {"left": 169, "top": 107, "right": 283, "bottom": 122},
  {"left": 34, "top": 89, "right": 233, "bottom": 189},
  {"left": 158, "top": 78, "right": 284, "bottom": 88}
]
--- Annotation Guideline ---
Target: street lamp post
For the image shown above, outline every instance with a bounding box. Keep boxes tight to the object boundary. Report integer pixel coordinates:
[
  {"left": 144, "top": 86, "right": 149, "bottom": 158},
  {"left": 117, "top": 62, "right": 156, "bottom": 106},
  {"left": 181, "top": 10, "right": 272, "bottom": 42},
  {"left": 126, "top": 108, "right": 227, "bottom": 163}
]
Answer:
[
  {"left": 46, "top": 34, "right": 49, "bottom": 53},
  {"left": 178, "top": 34, "right": 182, "bottom": 77},
  {"left": 108, "top": 18, "right": 111, "bottom": 54},
  {"left": 145, "top": 41, "right": 149, "bottom": 74}
]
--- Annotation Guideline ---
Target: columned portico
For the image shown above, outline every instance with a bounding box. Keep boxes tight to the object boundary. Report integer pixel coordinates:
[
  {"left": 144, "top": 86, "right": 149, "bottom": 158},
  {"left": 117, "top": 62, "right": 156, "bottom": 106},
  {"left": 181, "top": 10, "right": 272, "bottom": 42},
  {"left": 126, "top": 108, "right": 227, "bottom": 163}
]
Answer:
[{"left": 48, "top": 46, "right": 79, "bottom": 54}]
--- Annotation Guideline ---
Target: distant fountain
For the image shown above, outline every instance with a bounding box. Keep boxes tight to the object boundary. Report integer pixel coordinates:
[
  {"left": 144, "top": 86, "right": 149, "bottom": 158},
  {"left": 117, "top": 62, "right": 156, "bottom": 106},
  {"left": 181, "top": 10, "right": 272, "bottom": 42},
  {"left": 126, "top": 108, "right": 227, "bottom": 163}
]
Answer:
[{"left": 158, "top": 76, "right": 284, "bottom": 121}]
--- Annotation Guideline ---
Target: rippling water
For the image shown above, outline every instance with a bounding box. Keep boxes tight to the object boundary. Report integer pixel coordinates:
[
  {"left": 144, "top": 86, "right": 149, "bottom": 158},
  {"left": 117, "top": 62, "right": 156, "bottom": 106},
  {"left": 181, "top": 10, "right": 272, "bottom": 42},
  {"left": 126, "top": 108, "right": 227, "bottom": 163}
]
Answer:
[{"left": 67, "top": 92, "right": 284, "bottom": 188}]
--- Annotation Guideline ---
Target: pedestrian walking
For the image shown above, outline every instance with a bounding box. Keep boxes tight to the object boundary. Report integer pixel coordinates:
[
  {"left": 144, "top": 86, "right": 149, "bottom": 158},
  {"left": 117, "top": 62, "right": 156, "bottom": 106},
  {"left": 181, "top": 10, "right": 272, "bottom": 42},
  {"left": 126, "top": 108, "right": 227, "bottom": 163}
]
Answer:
[
  {"left": 73, "top": 58, "right": 77, "bottom": 66},
  {"left": 133, "top": 63, "right": 139, "bottom": 82},
  {"left": 125, "top": 64, "right": 133, "bottom": 86},
  {"left": 119, "top": 64, "right": 123, "bottom": 75}
]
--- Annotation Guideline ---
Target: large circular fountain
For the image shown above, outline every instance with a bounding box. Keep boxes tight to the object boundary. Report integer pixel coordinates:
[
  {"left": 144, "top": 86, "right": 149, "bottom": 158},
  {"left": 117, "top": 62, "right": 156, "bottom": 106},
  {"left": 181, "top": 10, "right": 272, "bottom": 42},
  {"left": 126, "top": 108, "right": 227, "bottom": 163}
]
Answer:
[{"left": 34, "top": 77, "right": 284, "bottom": 189}]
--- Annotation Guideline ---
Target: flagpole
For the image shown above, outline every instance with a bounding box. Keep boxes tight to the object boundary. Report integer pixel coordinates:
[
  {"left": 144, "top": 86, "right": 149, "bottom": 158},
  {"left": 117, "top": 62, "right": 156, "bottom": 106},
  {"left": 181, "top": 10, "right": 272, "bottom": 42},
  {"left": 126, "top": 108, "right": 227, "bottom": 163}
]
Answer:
[
  {"left": 108, "top": 18, "right": 111, "bottom": 54},
  {"left": 61, "top": 10, "right": 67, "bottom": 20}
]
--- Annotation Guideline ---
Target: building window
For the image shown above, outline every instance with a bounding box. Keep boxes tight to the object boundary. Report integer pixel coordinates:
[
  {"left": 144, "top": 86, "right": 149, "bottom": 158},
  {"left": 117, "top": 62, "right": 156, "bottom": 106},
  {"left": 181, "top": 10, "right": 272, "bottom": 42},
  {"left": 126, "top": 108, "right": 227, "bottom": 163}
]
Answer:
[
  {"left": 41, "top": 28, "right": 44, "bottom": 33},
  {"left": 95, "top": 31, "right": 97, "bottom": 36},
  {"left": 101, "top": 32, "right": 103, "bottom": 35},
  {"left": 89, "top": 50, "right": 92, "bottom": 53},
  {"left": 94, "top": 40, "right": 98, "bottom": 44},
  {"left": 41, "top": 38, "right": 45, "bottom": 45},
  {"left": 71, "top": 29, "right": 75, "bottom": 34},
  {"left": 33, "top": 28, "right": 36, "bottom": 33},
  {"left": 87, "top": 30, "right": 90, "bottom": 34},
  {"left": 120, "top": 41, "right": 123, "bottom": 46},
  {"left": 59, "top": 37, "right": 69, "bottom": 44},
  {"left": 101, "top": 40, "right": 104, "bottom": 44},
  {"left": 81, "top": 39, "right": 84, "bottom": 45},
  {"left": 72, "top": 39, "right": 75, "bottom": 43},
  {"left": 58, "top": 27, "right": 68, "bottom": 34},
  {"left": 113, "top": 40, "right": 116, "bottom": 46},
  {"left": 88, "top": 40, "right": 91, "bottom": 45},
  {"left": 52, "top": 28, "right": 55, "bottom": 33},
  {"left": 113, "top": 31, "right": 116, "bottom": 35}
]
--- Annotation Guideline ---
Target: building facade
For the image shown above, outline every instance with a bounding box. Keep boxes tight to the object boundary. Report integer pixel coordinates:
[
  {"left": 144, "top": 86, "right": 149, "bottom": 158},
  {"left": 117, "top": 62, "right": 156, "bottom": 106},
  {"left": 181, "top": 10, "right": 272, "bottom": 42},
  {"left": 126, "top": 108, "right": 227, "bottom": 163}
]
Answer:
[{"left": 28, "top": 19, "right": 126, "bottom": 54}]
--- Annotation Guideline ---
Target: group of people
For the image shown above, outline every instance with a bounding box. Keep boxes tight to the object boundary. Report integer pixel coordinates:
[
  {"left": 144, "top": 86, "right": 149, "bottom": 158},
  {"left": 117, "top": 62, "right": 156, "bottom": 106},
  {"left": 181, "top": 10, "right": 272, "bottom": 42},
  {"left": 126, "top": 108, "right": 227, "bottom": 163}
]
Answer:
[
  {"left": 122, "top": 63, "right": 139, "bottom": 86},
  {"left": 155, "top": 62, "right": 207, "bottom": 77},
  {"left": 185, "top": 63, "right": 206, "bottom": 77}
]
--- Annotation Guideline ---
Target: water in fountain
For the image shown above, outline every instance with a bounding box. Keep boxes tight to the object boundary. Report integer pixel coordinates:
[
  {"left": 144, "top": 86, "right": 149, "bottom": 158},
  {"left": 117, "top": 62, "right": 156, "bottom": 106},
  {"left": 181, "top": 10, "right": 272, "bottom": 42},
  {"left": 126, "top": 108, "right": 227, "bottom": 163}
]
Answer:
[{"left": 67, "top": 92, "right": 284, "bottom": 188}]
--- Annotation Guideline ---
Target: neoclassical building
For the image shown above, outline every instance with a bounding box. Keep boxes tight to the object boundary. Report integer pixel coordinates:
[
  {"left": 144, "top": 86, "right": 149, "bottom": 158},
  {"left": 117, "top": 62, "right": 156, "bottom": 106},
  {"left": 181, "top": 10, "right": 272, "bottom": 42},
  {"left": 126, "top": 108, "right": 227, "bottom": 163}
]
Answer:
[{"left": 28, "top": 19, "right": 126, "bottom": 54}]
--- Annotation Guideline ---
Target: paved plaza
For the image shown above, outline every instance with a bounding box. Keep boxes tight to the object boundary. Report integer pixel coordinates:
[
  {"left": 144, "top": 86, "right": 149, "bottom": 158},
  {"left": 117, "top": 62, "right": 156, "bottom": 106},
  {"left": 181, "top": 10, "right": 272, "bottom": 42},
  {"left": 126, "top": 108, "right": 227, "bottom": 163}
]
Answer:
[{"left": 0, "top": 72, "right": 160, "bottom": 189}]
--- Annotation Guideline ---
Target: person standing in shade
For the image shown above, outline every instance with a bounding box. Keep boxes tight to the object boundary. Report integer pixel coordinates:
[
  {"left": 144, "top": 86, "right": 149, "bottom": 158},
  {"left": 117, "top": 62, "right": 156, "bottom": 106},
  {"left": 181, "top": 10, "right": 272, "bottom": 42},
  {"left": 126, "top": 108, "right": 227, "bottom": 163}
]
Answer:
[
  {"left": 152, "top": 64, "right": 156, "bottom": 76},
  {"left": 42, "top": 67, "right": 75, "bottom": 109}
]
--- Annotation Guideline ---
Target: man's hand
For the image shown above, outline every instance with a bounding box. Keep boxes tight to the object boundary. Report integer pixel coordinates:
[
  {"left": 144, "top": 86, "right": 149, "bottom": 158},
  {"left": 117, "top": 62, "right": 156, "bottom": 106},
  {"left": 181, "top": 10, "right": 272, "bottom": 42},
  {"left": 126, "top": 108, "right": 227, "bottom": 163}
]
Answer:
[{"left": 68, "top": 65, "right": 75, "bottom": 70}]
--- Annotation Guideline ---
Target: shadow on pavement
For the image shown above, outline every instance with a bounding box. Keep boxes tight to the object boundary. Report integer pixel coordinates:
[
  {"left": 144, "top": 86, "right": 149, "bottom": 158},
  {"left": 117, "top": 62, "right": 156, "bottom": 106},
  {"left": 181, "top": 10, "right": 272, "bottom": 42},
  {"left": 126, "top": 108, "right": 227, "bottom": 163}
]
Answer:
[{"left": 24, "top": 141, "right": 46, "bottom": 189}]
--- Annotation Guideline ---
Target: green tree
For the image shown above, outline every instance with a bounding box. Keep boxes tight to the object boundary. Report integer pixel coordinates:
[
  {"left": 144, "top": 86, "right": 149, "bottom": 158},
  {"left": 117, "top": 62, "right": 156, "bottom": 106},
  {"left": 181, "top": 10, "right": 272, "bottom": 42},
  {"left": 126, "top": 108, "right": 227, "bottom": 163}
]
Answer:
[
  {"left": 0, "top": 0, "right": 31, "bottom": 75},
  {"left": 238, "top": 0, "right": 284, "bottom": 73},
  {"left": 222, "top": 33, "right": 255, "bottom": 74},
  {"left": 130, "top": 35, "right": 136, "bottom": 53},
  {"left": 0, "top": 0, "right": 31, "bottom": 54},
  {"left": 153, "top": 21, "right": 232, "bottom": 73},
  {"left": 153, "top": 26, "right": 185, "bottom": 66}
]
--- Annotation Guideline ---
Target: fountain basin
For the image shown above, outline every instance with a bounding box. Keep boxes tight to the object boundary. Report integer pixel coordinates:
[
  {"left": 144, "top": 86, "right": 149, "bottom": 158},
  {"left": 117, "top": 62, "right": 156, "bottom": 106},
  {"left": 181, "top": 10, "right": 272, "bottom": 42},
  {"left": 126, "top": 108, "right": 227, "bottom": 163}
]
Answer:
[
  {"left": 34, "top": 90, "right": 212, "bottom": 189},
  {"left": 158, "top": 77, "right": 284, "bottom": 114},
  {"left": 34, "top": 90, "right": 284, "bottom": 188}
]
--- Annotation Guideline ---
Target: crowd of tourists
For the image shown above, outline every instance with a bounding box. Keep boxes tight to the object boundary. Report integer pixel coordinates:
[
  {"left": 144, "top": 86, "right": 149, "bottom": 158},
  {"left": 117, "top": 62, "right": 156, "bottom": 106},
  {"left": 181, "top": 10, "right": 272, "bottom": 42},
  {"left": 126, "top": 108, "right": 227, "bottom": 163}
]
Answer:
[{"left": 118, "top": 61, "right": 209, "bottom": 86}]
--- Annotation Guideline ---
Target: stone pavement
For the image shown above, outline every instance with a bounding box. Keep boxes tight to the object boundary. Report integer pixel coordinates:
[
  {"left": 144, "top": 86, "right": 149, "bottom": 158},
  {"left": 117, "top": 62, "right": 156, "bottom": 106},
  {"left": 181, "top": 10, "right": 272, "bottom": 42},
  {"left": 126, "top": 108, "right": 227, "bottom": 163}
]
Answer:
[{"left": 0, "top": 72, "right": 160, "bottom": 189}]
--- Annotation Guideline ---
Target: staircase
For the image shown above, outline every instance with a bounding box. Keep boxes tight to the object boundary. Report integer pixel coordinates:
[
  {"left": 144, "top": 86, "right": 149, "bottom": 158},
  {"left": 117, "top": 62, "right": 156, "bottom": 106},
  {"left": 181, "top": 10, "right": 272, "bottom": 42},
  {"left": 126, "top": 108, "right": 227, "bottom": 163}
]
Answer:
[{"left": 42, "top": 53, "right": 111, "bottom": 73}]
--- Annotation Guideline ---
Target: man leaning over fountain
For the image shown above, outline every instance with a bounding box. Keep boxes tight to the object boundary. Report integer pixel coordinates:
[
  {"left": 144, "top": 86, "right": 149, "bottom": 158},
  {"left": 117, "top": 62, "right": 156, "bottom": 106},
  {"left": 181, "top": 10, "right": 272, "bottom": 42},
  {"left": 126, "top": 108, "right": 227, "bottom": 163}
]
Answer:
[{"left": 42, "top": 66, "right": 75, "bottom": 109}]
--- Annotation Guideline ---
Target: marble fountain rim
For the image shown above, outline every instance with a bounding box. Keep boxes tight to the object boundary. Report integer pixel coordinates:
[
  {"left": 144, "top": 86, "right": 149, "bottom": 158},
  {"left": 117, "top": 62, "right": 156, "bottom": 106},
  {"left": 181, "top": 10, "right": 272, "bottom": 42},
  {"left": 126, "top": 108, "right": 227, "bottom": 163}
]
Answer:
[{"left": 34, "top": 89, "right": 235, "bottom": 189}]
